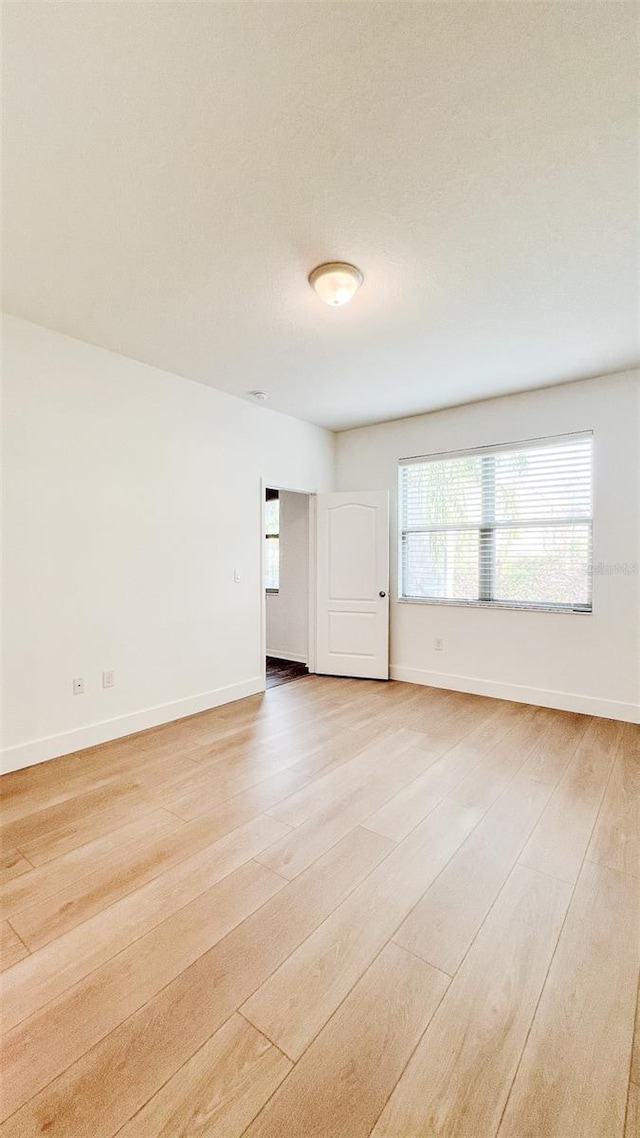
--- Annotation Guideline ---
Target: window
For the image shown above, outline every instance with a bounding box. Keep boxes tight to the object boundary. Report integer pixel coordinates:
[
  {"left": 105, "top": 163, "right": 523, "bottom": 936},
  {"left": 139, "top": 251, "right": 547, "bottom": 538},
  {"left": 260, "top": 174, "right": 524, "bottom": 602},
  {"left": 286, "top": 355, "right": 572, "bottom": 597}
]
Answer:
[
  {"left": 399, "top": 432, "right": 593, "bottom": 612},
  {"left": 265, "top": 490, "right": 280, "bottom": 592}
]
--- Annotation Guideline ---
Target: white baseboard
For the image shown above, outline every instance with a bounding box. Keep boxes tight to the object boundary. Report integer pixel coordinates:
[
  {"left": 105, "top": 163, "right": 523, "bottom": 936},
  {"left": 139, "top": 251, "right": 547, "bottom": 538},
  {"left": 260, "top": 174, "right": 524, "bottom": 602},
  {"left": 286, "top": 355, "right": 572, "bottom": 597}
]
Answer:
[
  {"left": 389, "top": 665, "right": 640, "bottom": 723},
  {"left": 1, "top": 677, "right": 265, "bottom": 775},
  {"left": 5, "top": 666, "right": 636, "bottom": 776},
  {"left": 266, "top": 650, "right": 308, "bottom": 665}
]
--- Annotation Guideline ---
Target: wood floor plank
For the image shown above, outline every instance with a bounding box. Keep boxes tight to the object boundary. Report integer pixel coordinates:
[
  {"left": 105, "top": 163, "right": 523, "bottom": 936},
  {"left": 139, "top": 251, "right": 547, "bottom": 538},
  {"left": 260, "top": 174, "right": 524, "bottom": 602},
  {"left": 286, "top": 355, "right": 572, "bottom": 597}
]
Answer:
[
  {"left": 361, "top": 766, "right": 450, "bottom": 844},
  {"left": 339, "top": 678, "right": 437, "bottom": 724},
  {"left": 250, "top": 678, "right": 382, "bottom": 732},
  {"left": 371, "top": 865, "right": 571, "bottom": 1138},
  {"left": 161, "top": 730, "right": 297, "bottom": 785},
  {"left": 587, "top": 722, "right": 640, "bottom": 878},
  {"left": 0, "top": 735, "right": 187, "bottom": 825},
  {"left": 243, "top": 942, "right": 449, "bottom": 1138},
  {"left": 2, "top": 809, "right": 181, "bottom": 920},
  {"left": 0, "top": 847, "right": 32, "bottom": 885},
  {"left": 1, "top": 921, "right": 29, "bottom": 971},
  {"left": 7, "top": 724, "right": 281, "bottom": 856},
  {"left": 191, "top": 682, "right": 396, "bottom": 757},
  {"left": 256, "top": 734, "right": 453, "bottom": 879},
  {"left": 356, "top": 688, "right": 456, "bottom": 737},
  {"left": 512, "top": 710, "right": 588, "bottom": 786},
  {"left": 199, "top": 680, "right": 391, "bottom": 745},
  {"left": 394, "top": 775, "right": 553, "bottom": 975},
  {"left": 626, "top": 1082, "right": 640, "bottom": 1138},
  {"left": 497, "top": 861, "right": 640, "bottom": 1138},
  {"left": 263, "top": 728, "right": 422, "bottom": 828},
  {"left": 152, "top": 735, "right": 335, "bottom": 822},
  {"left": 2, "top": 778, "right": 152, "bottom": 848},
  {"left": 160, "top": 686, "right": 342, "bottom": 747},
  {"left": 242, "top": 800, "right": 482, "bottom": 1060},
  {"left": 16, "top": 798, "right": 184, "bottom": 867},
  {"left": 2, "top": 815, "right": 295, "bottom": 1032},
  {"left": 398, "top": 689, "right": 494, "bottom": 737},
  {"left": 448, "top": 704, "right": 554, "bottom": 810},
  {"left": 180, "top": 713, "right": 338, "bottom": 774},
  {"left": 154, "top": 689, "right": 430, "bottom": 826},
  {"left": 631, "top": 985, "right": 640, "bottom": 1086},
  {"left": 519, "top": 716, "right": 622, "bottom": 884},
  {"left": 163, "top": 762, "right": 313, "bottom": 825},
  {"left": 1, "top": 752, "right": 201, "bottom": 846},
  {"left": 372, "top": 692, "right": 498, "bottom": 781},
  {"left": 9, "top": 811, "right": 289, "bottom": 951},
  {"left": 0, "top": 740, "right": 138, "bottom": 810},
  {"left": 0, "top": 827, "right": 392, "bottom": 1138},
  {"left": 117, "top": 1014, "right": 292, "bottom": 1138},
  {"left": 363, "top": 701, "right": 524, "bottom": 842},
  {"left": 2, "top": 860, "right": 285, "bottom": 1119},
  {"left": 146, "top": 682, "right": 341, "bottom": 748},
  {"left": 281, "top": 718, "right": 404, "bottom": 785},
  {"left": 259, "top": 694, "right": 414, "bottom": 787}
]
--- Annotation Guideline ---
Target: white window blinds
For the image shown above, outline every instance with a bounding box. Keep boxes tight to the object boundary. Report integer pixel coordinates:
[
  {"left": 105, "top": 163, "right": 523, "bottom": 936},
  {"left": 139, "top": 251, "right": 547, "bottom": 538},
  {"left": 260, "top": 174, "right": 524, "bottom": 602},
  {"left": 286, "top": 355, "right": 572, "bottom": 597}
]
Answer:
[{"left": 399, "top": 432, "right": 593, "bottom": 611}]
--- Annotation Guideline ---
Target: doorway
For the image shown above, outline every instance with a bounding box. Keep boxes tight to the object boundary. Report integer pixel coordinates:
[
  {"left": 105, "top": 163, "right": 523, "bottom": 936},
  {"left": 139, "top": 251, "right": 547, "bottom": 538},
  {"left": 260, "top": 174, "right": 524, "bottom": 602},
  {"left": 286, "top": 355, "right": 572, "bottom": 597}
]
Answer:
[
  {"left": 260, "top": 484, "right": 389, "bottom": 690},
  {"left": 263, "top": 485, "right": 313, "bottom": 689}
]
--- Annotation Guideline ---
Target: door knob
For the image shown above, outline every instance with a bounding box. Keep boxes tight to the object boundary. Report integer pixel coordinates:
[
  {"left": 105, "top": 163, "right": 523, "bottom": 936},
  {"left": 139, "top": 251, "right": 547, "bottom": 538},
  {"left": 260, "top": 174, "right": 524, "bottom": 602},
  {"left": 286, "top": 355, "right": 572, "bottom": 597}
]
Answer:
[{"left": 379, "top": 590, "right": 387, "bottom": 598}]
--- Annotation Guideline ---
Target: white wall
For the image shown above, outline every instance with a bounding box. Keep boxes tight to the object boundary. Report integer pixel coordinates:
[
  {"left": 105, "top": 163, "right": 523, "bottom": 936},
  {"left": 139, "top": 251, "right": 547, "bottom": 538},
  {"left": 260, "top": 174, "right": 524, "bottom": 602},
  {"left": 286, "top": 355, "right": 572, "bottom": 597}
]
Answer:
[
  {"left": 265, "top": 490, "right": 309, "bottom": 663},
  {"left": 1, "top": 316, "right": 334, "bottom": 771},
  {"left": 336, "top": 372, "right": 640, "bottom": 722}
]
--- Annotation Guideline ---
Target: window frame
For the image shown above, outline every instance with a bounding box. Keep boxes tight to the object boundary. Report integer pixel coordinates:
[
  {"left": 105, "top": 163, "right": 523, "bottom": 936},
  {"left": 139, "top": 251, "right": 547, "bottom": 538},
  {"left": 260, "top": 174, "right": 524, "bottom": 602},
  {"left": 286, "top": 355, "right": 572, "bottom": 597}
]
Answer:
[
  {"left": 265, "top": 492, "right": 280, "bottom": 595},
  {"left": 398, "top": 431, "right": 593, "bottom": 615}
]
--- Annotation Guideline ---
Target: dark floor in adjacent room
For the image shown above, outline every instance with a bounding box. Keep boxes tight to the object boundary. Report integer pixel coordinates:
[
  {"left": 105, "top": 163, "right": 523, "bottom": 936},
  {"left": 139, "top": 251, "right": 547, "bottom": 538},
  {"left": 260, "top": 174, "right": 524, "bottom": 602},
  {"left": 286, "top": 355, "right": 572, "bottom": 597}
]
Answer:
[{"left": 266, "top": 656, "right": 309, "bottom": 689}]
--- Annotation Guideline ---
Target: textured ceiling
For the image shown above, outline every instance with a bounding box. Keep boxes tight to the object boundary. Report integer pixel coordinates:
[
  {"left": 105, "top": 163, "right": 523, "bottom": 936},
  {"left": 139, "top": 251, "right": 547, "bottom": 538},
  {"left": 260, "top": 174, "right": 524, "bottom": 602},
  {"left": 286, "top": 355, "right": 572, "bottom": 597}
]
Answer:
[{"left": 2, "top": 2, "right": 638, "bottom": 430}]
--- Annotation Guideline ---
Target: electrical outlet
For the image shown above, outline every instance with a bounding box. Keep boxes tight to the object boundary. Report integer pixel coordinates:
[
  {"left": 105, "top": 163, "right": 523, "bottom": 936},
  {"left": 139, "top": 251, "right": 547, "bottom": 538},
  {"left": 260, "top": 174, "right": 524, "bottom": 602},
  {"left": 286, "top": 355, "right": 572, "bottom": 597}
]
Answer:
[
  {"left": 434, "top": 638, "right": 444, "bottom": 652},
  {"left": 73, "top": 677, "right": 85, "bottom": 695},
  {"left": 102, "top": 669, "right": 114, "bottom": 689}
]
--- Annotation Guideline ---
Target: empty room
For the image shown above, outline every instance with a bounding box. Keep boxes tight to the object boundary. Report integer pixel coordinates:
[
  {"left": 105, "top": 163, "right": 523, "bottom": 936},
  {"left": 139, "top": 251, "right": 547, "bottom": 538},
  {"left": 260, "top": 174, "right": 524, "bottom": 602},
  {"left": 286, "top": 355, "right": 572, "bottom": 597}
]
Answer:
[{"left": 1, "top": 3, "right": 639, "bottom": 1137}]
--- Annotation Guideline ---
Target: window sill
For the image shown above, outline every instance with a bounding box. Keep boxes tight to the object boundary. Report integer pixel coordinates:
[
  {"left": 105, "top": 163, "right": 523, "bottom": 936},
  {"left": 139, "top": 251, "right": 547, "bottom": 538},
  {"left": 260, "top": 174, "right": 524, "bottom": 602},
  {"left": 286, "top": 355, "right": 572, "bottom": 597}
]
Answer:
[{"left": 397, "top": 596, "right": 592, "bottom": 615}]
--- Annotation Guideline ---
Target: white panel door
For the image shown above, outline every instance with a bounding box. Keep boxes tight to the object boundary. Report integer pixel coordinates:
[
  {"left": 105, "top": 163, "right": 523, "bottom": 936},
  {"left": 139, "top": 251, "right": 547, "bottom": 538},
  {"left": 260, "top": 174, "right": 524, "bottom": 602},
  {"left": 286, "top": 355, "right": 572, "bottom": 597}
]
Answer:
[{"left": 315, "top": 490, "right": 389, "bottom": 680}]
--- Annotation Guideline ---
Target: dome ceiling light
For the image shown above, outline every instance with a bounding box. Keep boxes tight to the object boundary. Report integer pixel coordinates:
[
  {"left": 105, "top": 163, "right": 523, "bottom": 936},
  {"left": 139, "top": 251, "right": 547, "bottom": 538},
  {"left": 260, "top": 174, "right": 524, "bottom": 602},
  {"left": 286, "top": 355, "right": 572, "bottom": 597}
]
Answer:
[{"left": 309, "top": 262, "right": 363, "bottom": 307}]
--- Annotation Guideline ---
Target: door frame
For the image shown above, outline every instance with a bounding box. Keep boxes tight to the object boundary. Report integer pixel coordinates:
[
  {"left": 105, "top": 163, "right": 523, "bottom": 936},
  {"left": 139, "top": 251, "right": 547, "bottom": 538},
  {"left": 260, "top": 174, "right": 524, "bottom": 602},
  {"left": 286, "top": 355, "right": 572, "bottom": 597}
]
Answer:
[{"left": 259, "top": 478, "right": 317, "bottom": 692}]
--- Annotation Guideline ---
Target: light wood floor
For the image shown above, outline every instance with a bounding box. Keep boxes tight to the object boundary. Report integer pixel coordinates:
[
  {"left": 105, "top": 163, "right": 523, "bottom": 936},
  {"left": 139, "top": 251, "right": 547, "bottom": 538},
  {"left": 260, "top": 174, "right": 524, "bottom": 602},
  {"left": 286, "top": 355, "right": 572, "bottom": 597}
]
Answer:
[{"left": 1, "top": 677, "right": 638, "bottom": 1138}]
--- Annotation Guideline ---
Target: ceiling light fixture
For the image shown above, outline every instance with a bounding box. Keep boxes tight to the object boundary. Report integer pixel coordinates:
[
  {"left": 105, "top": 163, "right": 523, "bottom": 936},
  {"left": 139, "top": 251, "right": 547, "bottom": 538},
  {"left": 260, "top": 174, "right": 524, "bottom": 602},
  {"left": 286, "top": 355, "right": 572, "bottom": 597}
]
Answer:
[{"left": 309, "top": 262, "right": 363, "bottom": 307}]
